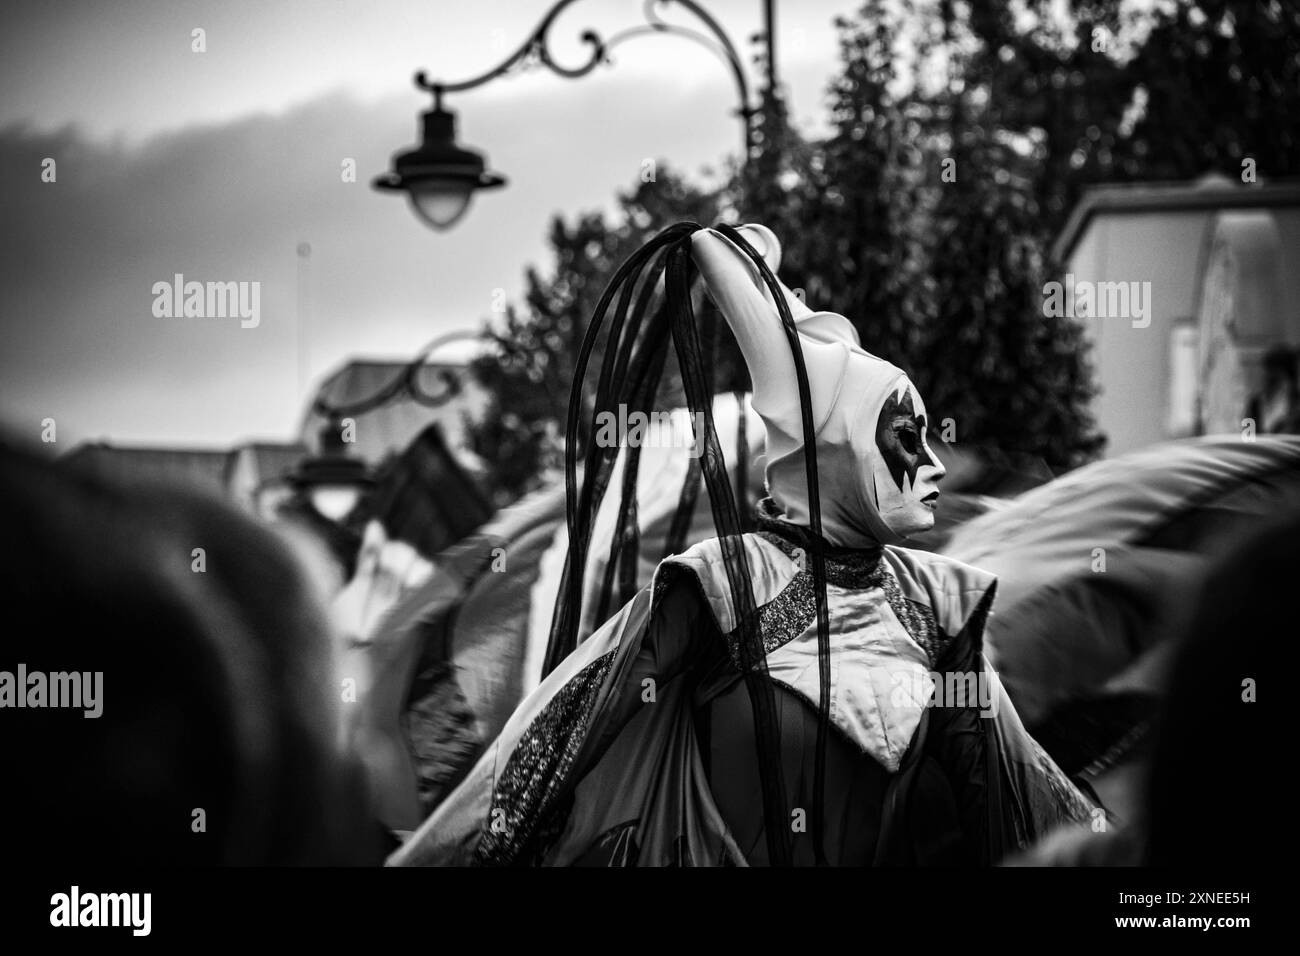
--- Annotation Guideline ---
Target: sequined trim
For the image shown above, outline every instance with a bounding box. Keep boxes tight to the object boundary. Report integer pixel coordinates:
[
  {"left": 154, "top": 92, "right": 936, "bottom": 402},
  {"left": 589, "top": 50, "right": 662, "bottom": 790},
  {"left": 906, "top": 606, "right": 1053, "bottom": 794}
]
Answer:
[
  {"left": 754, "top": 523, "right": 948, "bottom": 665},
  {"left": 724, "top": 570, "right": 817, "bottom": 664},
  {"left": 474, "top": 650, "right": 616, "bottom": 865},
  {"left": 404, "top": 661, "right": 483, "bottom": 817},
  {"left": 876, "top": 569, "right": 945, "bottom": 664},
  {"left": 1031, "top": 738, "right": 1097, "bottom": 827},
  {"left": 756, "top": 530, "right": 887, "bottom": 589},
  {"left": 672, "top": 516, "right": 953, "bottom": 669}
]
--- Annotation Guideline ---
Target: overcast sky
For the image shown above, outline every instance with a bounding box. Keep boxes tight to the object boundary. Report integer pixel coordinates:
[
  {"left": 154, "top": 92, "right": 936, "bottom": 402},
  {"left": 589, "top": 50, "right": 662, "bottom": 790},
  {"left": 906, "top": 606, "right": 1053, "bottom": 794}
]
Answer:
[{"left": 0, "top": 0, "right": 863, "bottom": 451}]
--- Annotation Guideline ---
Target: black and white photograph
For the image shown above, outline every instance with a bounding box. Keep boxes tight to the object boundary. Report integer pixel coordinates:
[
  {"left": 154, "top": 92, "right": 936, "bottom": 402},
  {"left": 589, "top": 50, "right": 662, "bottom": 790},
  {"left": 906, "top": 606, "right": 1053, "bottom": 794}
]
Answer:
[{"left": 0, "top": 0, "right": 1287, "bottom": 937}]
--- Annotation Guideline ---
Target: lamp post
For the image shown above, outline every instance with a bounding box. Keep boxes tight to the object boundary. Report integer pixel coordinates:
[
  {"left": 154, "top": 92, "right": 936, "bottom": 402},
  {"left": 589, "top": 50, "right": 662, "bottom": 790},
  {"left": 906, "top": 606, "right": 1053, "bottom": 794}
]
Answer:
[
  {"left": 374, "top": 0, "right": 778, "bottom": 231},
  {"left": 288, "top": 417, "right": 376, "bottom": 523},
  {"left": 290, "top": 332, "right": 481, "bottom": 517}
]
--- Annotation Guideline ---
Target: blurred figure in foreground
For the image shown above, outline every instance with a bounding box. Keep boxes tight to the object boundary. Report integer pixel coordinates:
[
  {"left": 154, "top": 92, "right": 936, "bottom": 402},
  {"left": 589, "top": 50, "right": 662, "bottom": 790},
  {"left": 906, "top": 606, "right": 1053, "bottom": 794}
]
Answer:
[
  {"left": 1011, "top": 511, "right": 1279, "bottom": 867},
  {"left": 0, "top": 442, "right": 382, "bottom": 865},
  {"left": 1144, "top": 512, "right": 1271, "bottom": 867}
]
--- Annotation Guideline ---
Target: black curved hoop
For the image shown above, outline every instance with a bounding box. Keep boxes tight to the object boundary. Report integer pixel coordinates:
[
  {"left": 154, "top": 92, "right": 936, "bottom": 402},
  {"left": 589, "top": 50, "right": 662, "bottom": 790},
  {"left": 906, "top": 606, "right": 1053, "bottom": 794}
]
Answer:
[
  {"left": 539, "top": 221, "right": 829, "bottom": 867},
  {"left": 716, "top": 222, "right": 832, "bottom": 867}
]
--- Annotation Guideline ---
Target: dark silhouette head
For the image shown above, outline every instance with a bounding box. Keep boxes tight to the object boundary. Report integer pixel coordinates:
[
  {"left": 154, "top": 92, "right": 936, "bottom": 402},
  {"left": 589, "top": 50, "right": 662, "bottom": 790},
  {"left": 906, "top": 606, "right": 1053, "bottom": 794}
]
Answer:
[{"left": 0, "top": 442, "right": 381, "bottom": 865}]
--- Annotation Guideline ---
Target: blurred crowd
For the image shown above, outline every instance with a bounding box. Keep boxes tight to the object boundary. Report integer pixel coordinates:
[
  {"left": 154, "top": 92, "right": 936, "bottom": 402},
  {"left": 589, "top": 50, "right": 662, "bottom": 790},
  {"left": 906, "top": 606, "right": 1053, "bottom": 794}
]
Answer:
[{"left": 0, "top": 422, "right": 1280, "bottom": 867}]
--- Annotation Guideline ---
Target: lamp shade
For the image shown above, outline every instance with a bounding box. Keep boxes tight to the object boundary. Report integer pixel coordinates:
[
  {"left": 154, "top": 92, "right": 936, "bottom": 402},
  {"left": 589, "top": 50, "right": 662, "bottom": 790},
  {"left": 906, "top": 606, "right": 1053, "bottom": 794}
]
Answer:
[
  {"left": 309, "top": 484, "right": 365, "bottom": 522},
  {"left": 288, "top": 421, "right": 375, "bottom": 522},
  {"left": 374, "top": 105, "right": 506, "bottom": 231},
  {"left": 408, "top": 181, "right": 476, "bottom": 230}
]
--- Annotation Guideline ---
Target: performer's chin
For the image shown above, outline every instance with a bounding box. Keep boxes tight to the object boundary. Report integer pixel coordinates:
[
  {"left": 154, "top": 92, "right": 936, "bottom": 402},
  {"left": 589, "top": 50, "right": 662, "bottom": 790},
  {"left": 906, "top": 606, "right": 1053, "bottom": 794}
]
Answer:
[{"left": 889, "top": 510, "right": 936, "bottom": 539}]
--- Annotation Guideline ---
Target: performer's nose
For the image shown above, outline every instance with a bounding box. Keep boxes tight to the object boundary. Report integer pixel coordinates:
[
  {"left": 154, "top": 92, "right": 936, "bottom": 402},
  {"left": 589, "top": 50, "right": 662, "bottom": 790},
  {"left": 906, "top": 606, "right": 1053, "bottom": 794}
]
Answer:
[{"left": 925, "top": 445, "right": 947, "bottom": 483}]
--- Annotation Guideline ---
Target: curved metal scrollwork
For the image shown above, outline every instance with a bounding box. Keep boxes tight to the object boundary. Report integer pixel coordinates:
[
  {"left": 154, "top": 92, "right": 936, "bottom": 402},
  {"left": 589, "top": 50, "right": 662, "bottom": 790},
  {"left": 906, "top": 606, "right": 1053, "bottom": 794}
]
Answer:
[
  {"left": 312, "top": 330, "right": 480, "bottom": 420},
  {"left": 414, "top": 0, "right": 756, "bottom": 157},
  {"left": 416, "top": 0, "right": 606, "bottom": 100},
  {"left": 351, "top": 2, "right": 764, "bottom": 421}
]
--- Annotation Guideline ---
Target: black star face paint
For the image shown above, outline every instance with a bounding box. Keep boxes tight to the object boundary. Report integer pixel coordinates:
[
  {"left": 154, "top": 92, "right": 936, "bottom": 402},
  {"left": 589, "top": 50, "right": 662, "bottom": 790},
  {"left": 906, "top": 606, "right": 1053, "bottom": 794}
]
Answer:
[
  {"left": 876, "top": 387, "right": 925, "bottom": 491},
  {"left": 868, "top": 376, "right": 946, "bottom": 538}
]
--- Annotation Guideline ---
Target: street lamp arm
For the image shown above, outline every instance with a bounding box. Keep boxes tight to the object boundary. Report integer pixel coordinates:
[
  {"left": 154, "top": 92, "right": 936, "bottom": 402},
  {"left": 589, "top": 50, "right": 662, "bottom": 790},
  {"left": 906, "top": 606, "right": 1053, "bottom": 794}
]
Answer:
[
  {"left": 312, "top": 330, "right": 481, "bottom": 419},
  {"left": 379, "top": 1, "right": 777, "bottom": 231},
  {"left": 605, "top": 0, "right": 754, "bottom": 126},
  {"left": 415, "top": 0, "right": 607, "bottom": 100},
  {"left": 648, "top": 0, "right": 752, "bottom": 115},
  {"left": 413, "top": 0, "right": 756, "bottom": 155}
]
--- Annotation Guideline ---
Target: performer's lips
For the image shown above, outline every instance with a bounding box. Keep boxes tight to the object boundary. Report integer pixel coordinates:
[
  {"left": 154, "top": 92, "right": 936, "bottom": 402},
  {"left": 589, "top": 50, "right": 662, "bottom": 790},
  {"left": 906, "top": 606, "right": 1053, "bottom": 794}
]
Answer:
[{"left": 921, "top": 491, "right": 939, "bottom": 510}]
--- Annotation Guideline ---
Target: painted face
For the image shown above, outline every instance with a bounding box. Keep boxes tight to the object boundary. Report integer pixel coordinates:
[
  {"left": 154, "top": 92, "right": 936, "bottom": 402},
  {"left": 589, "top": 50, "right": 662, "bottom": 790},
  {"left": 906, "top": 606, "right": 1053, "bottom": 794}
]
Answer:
[{"left": 869, "top": 377, "right": 946, "bottom": 538}]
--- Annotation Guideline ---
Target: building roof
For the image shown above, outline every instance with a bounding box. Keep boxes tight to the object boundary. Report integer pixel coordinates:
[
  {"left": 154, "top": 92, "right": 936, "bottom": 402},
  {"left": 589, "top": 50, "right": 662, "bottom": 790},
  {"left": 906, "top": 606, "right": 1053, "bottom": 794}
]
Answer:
[
  {"left": 223, "top": 441, "right": 309, "bottom": 488},
  {"left": 299, "top": 359, "right": 488, "bottom": 466},
  {"left": 1052, "top": 176, "right": 1300, "bottom": 264},
  {"left": 62, "top": 440, "right": 309, "bottom": 501},
  {"left": 62, "top": 443, "right": 233, "bottom": 496}
]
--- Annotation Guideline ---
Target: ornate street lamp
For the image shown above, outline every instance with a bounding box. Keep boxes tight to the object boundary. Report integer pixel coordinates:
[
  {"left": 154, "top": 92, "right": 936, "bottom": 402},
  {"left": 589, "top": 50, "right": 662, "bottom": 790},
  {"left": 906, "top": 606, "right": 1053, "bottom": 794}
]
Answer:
[
  {"left": 372, "top": 91, "right": 506, "bottom": 231},
  {"left": 288, "top": 417, "right": 375, "bottom": 522},
  {"left": 374, "top": 0, "right": 776, "bottom": 231},
  {"left": 292, "top": 330, "right": 478, "bottom": 521}
]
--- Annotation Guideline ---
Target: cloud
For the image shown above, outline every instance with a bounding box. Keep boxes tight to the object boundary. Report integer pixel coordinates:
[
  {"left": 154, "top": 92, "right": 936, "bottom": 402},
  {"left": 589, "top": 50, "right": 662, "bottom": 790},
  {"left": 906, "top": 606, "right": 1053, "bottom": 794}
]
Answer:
[
  {"left": 0, "top": 0, "right": 860, "bottom": 453},
  {"left": 0, "top": 74, "right": 753, "bottom": 449}
]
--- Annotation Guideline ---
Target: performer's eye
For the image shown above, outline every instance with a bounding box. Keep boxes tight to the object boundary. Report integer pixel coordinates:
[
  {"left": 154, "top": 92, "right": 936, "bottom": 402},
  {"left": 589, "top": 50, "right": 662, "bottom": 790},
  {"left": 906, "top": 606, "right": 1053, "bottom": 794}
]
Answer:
[{"left": 895, "top": 424, "right": 918, "bottom": 455}]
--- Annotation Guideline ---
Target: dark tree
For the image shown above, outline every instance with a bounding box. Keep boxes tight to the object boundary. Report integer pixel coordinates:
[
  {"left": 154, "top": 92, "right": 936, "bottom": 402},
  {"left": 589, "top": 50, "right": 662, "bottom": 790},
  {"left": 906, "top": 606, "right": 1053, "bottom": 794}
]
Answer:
[
  {"left": 468, "top": 170, "right": 722, "bottom": 502},
  {"left": 468, "top": 0, "right": 1299, "bottom": 498}
]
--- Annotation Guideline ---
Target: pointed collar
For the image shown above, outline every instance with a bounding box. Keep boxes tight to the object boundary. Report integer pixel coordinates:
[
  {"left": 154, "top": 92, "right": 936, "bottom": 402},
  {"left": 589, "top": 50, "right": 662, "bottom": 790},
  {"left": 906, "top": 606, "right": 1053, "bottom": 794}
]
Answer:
[{"left": 754, "top": 497, "right": 886, "bottom": 589}]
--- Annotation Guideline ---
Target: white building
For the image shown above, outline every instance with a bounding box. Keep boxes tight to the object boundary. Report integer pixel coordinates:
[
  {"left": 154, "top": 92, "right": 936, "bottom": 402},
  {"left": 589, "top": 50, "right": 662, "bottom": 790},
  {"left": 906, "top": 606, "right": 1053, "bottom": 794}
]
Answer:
[{"left": 1052, "top": 175, "right": 1300, "bottom": 456}]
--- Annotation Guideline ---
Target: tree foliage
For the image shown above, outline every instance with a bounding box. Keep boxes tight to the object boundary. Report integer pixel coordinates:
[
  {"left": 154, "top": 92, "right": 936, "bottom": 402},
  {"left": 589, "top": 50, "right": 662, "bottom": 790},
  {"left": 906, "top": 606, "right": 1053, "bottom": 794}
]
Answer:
[
  {"left": 469, "top": 0, "right": 1300, "bottom": 501},
  {"left": 468, "top": 172, "right": 723, "bottom": 502}
]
